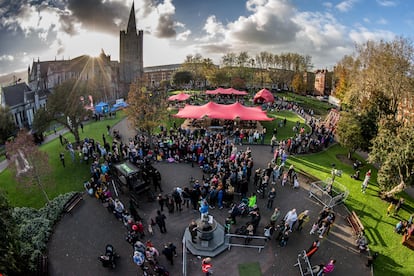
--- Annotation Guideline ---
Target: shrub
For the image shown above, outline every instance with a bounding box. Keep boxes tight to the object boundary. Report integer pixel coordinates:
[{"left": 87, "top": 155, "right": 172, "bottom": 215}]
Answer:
[{"left": 12, "top": 192, "right": 76, "bottom": 272}]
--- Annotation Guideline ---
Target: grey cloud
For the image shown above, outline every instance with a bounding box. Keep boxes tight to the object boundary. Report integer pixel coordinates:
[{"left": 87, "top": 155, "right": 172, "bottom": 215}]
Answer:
[
  {"left": 140, "top": 0, "right": 156, "bottom": 17},
  {"left": 59, "top": 12, "right": 77, "bottom": 35},
  {"left": 156, "top": 13, "right": 176, "bottom": 38},
  {"left": 230, "top": 15, "right": 300, "bottom": 45},
  {"left": 197, "top": 43, "right": 232, "bottom": 54},
  {"left": 67, "top": 0, "right": 129, "bottom": 35}
]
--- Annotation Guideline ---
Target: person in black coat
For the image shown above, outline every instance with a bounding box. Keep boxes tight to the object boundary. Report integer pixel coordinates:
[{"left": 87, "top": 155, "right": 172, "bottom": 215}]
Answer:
[{"left": 155, "top": 210, "right": 167, "bottom": 233}]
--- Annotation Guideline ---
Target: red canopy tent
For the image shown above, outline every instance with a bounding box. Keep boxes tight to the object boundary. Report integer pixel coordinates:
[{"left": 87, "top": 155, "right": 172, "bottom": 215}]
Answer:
[
  {"left": 174, "top": 101, "right": 273, "bottom": 121},
  {"left": 168, "top": 92, "right": 191, "bottom": 101},
  {"left": 253, "top": 88, "right": 274, "bottom": 103},
  {"left": 206, "top": 88, "right": 248, "bottom": 96}
]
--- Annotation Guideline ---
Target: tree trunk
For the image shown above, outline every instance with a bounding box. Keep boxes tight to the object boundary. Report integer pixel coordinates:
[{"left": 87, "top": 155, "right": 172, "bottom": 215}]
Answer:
[
  {"left": 36, "top": 175, "right": 50, "bottom": 204},
  {"left": 384, "top": 181, "right": 406, "bottom": 197},
  {"left": 73, "top": 126, "right": 80, "bottom": 145}
]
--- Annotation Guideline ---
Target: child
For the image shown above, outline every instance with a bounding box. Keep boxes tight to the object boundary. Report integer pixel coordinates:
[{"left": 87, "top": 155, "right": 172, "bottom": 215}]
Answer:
[
  {"left": 387, "top": 202, "right": 394, "bottom": 216},
  {"left": 310, "top": 222, "right": 319, "bottom": 235},
  {"left": 318, "top": 222, "right": 327, "bottom": 239},
  {"left": 281, "top": 172, "right": 288, "bottom": 187}
]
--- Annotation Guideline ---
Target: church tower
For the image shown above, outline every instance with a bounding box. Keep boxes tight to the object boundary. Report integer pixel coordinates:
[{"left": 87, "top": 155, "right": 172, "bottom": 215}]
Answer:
[{"left": 120, "top": 2, "right": 143, "bottom": 89}]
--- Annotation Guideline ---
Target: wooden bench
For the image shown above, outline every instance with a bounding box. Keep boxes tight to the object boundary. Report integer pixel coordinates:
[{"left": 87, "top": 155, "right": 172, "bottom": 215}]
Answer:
[
  {"left": 63, "top": 192, "right": 83, "bottom": 213},
  {"left": 347, "top": 210, "right": 364, "bottom": 236},
  {"left": 402, "top": 234, "right": 414, "bottom": 250}
]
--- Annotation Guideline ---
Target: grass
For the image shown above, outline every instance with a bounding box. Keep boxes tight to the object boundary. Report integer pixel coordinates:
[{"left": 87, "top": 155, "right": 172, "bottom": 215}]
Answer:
[
  {"left": 286, "top": 144, "right": 414, "bottom": 276},
  {"left": 262, "top": 110, "right": 311, "bottom": 143},
  {"left": 238, "top": 262, "right": 262, "bottom": 276},
  {"left": 278, "top": 91, "right": 334, "bottom": 116},
  {"left": 0, "top": 112, "right": 126, "bottom": 209}
]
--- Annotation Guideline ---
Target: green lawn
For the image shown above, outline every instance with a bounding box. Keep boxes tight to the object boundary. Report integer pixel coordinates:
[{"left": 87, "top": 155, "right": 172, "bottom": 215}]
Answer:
[
  {"left": 277, "top": 91, "right": 334, "bottom": 116},
  {"left": 238, "top": 262, "right": 262, "bottom": 276},
  {"left": 0, "top": 112, "right": 126, "bottom": 208},
  {"left": 286, "top": 144, "right": 414, "bottom": 276},
  {"left": 262, "top": 110, "right": 311, "bottom": 143}
]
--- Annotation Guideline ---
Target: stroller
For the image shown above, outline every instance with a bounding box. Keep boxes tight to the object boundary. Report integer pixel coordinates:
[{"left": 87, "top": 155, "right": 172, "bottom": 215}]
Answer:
[
  {"left": 98, "top": 244, "right": 119, "bottom": 269},
  {"left": 153, "top": 263, "right": 170, "bottom": 276}
]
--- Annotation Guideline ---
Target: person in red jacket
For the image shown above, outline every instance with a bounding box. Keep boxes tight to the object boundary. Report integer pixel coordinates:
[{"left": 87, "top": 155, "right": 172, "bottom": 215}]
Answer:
[{"left": 201, "top": 257, "right": 213, "bottom": 276}]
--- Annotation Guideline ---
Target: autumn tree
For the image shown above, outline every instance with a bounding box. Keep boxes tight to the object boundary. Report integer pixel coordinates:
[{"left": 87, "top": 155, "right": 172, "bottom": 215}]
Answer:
[
  {"left": 333, "top": 55, "right": 356, "bottom": 101},
  {"left": 337, "top": 37, "right": 414, "bottom": 193},
  {"left": 5, "top": 129, "right": 53, "bottom": 204},
  {"left": 343, "top": 38, "right": 413, "bottom": 119},
  {"left": 127, "top": 78, "right": 168, "bottom": 145},
  {"left": 0, "top": 105, "right": 16, "bottom": 144},
  {"left": 34, "top": 79, "right": 95, "bottom": 144},
  {"left": 291, "top": 73, "right": 306, "bottom": 94},
  {"left": 180, "top": 54, "right": 215, "bottom": 89}
]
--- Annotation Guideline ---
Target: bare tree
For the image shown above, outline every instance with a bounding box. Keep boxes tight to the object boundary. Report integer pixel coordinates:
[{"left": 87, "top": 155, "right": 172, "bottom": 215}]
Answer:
[{"left": 5, "top": 130, "right": 53, "bottom": 204}]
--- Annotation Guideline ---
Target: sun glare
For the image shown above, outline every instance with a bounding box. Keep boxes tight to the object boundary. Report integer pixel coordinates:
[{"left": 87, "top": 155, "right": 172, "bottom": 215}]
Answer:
[{"left": 62, "top": 31, "right": 118, "bottom": 59}]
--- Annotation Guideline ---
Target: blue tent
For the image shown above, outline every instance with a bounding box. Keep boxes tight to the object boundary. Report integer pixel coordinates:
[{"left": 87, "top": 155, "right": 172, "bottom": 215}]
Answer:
[
  {"left": 110, "top": 101, "right": 128, "bottom": 112},
  {"left": 95, "top": 102, "right": 109, "bottom": 114}
]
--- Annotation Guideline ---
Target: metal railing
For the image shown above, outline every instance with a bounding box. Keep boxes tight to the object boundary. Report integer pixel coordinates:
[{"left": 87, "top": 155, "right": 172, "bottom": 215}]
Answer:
[
  {"left": 294, "top": 250, "right": 314, "bottom": 276},
  {"left": 182, "top": 237, "right": 187, "bottom": 276},
  {"left": 225, "top": 233, "right": 268, "bottom": 253}
]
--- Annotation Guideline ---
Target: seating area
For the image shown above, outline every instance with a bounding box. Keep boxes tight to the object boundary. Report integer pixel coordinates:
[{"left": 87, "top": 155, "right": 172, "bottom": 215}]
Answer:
[
  {"left": 346, "top": 210, "right": 364, "bottom": 236},
  {"left": 63, "top": 192, "right": 83, "bottom": 213}
]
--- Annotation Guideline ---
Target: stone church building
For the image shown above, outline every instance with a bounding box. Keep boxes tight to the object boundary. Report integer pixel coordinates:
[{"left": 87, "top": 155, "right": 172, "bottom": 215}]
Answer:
[{"left": 120, "top": 2, "right": 144, "bottom": 92}]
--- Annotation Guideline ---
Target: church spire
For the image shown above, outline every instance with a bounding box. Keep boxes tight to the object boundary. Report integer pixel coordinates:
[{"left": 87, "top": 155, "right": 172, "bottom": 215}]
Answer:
[{"left": 127, "top": 2, "right": 137, "bottom": 34}]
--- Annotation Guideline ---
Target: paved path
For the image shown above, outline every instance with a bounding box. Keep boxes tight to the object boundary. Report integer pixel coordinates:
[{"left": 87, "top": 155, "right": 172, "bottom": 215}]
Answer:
[{"left": 47, "top": 118, "right": 372, "bottom": 276}]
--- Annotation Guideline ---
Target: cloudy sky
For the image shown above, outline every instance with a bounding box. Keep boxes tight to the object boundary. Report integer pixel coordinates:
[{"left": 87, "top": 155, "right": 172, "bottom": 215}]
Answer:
[{"left": 0, "top": 0, "right": 413, "bottom": 76}]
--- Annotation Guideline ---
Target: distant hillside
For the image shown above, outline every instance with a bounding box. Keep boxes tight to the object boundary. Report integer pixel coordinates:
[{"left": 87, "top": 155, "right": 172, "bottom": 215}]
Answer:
[{"left": 0, "top": 70, "right": 27, "bottom": 87}]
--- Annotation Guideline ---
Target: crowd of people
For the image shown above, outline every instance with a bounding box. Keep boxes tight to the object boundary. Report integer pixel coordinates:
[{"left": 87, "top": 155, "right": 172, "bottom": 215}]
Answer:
[{"left": 54, "top": 99, "right": 343, "bottom": 275}]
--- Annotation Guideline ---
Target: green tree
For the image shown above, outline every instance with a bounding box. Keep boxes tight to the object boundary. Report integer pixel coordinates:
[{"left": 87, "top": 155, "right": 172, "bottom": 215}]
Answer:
[
  {"left": 32, "top": 107, "right": 53, "bottom": 135},
  {"left": 369, "top": 119, "right": 414, "bottom": 195},
  {"left": 335, "top": 111, "right": 364, "bottom": 158},
  {"left": 5, "top": 129, "right": 53, "bottom": 204},
  {"left": 0, "top": 191, "right": 21, "bottom": 275},
  {"left": 181, "top": 54, "right": 212, "bottom": 89},
  {"left": 0, "top": 105, "right": 16, "bottom": 144},
  {"left": 127, "top": 78, "right": 168, "bottom": 145},
  {"left": 36, "top": 79, "right": 95, "bottom": 144},
  {"left": 208, "top": 67, "right": 230, "bottom": 87},
  {"left": 173, "top": 71, "right": 193, "bottom": 88}
]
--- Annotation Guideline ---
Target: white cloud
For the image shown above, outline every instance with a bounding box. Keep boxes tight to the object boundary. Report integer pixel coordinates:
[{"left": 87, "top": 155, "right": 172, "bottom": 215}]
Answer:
[
  {"left": 0, "top": 55, "right": 14, "bottom": 61},
  {"left": 322, "top": 2, "right": 333, "bottom": 9},
  {"left": 176, "top": 30, "right": 191, "bottom": 41},
  {"left": 349, "top": 27, "right": 395, "bottom": 44},
  {"left": 376, "top": 0, "right": 397, "bottom": 7},
  {"left": 200, "top": 15, "right": 225, "bottom": 41},
  {"left": 376, "top": 18, "right": 388, "bottom": 25},
  {"left": 336, "top": 0, "right": 356, "bottom": 12}
]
